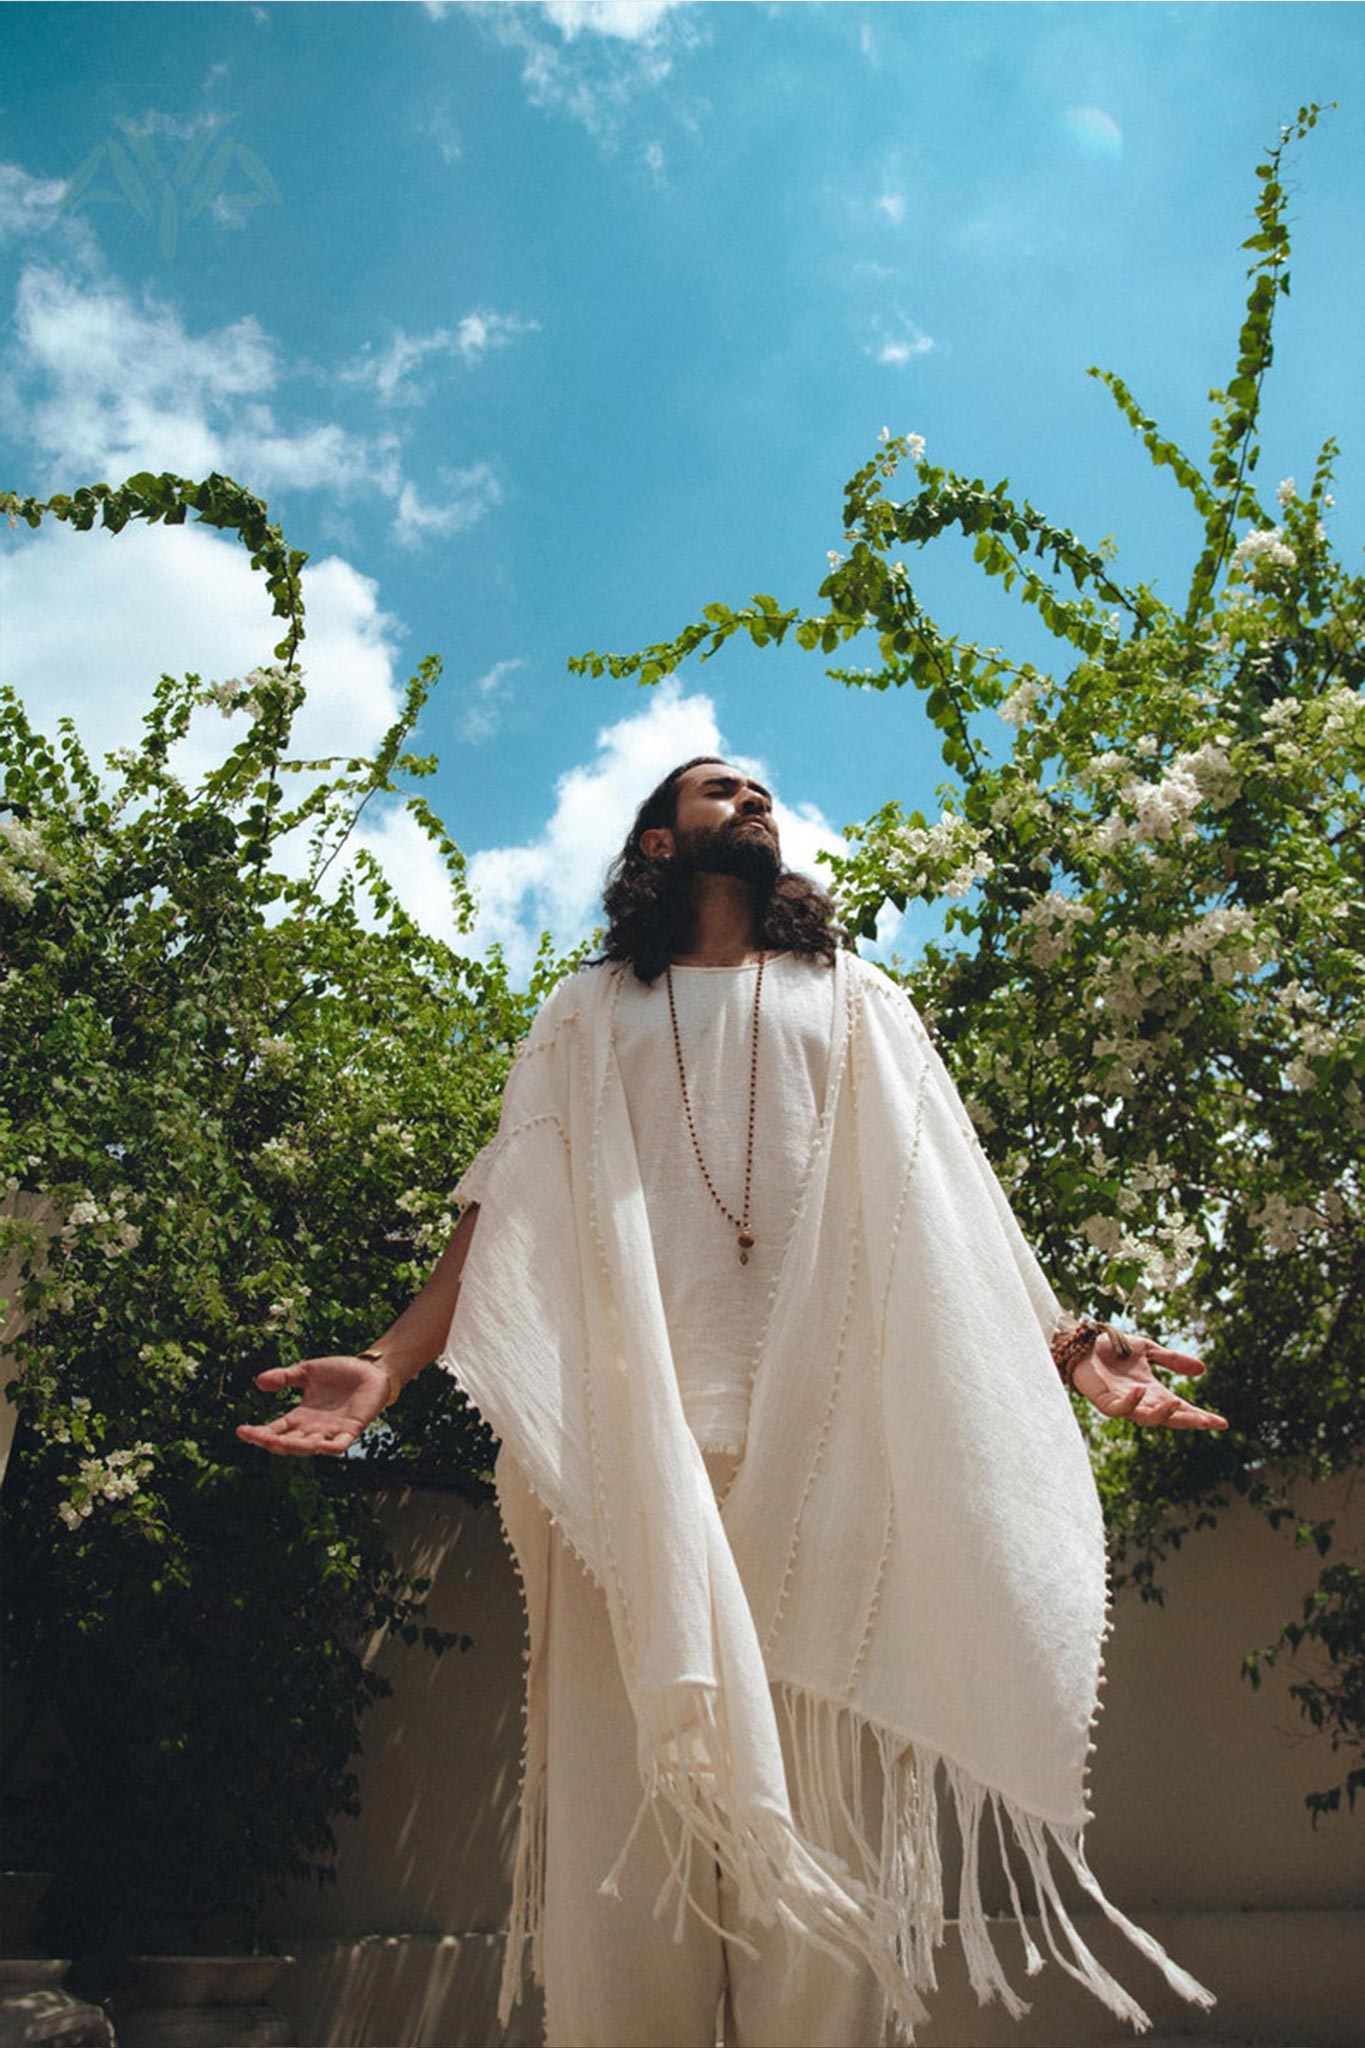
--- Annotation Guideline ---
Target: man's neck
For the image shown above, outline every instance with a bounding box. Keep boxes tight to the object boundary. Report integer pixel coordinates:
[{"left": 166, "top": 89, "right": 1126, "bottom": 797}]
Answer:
[{"left": 670, "top": 873, "right": 764, "bottom": 966}]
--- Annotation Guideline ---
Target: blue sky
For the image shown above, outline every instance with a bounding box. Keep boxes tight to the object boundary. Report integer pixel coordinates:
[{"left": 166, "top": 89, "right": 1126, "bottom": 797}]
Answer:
[{"left": 2, "top": 1, "right": 1362, "bottom": 979}]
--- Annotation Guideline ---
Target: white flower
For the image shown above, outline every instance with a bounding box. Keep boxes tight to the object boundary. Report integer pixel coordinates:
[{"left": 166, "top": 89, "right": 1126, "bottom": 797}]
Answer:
[
  {"left": 1276, "top": 477, "right": 1297, "bottom": 507},
  {"left": 999, "top": 678, "right": 1040, "bottom": 728},
  {"left": 206, "top": 677, "right": 243, "bottom": 718},
  {"left": 1251, "top": 1192, "right": 1323, "bottom": 1252},
  {"left": 255, "top": 1134, "right": 307, "bottom": 1180},
  {"left": 907, "top": 432, "right": 926, "bottom": 461},
  {"left": 0, "top": 818, "right": 61, "bottom": 875},
  {"left": 1232, "top": 526, "right": 1296, "bottom": 572},
  {"left": 0, "top": 863, "right": 35, "bottom": 910},
  {"left": 826, "top": 550, "right": 842, "bottom": 569},
  {"left": 1081, "top": 1213, "right": 1123, "bottom": 1255},
  {"left": 878, "top": 425, "right": 890, "bottom": 444},
  {"left": 945, "top": 853, "right": 995, "bottom": 897}
]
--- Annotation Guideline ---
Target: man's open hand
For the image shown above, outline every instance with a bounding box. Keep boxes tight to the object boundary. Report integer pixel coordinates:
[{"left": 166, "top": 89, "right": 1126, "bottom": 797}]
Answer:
[
  {"left": 1072, "top": 1329, "right": 1228, "bottom": 1432},
  {"left": 235, "top": 1355, "right": 392, "bottom": 1458}
]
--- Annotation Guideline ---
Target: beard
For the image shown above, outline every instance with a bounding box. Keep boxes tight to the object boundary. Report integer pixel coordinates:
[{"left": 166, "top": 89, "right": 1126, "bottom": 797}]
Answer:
[{"left": 673, "top": 817, "right": 782, "bottom": 887}]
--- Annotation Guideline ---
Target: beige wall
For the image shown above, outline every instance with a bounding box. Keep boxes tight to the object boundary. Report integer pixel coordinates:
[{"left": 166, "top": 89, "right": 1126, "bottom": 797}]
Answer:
[{"left": 264, "top": 1471, "right": 1363, "bottom": 2044}]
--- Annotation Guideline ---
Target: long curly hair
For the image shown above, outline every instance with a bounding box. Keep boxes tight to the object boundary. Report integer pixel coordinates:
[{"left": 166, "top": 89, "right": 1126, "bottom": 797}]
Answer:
[{"left": 594, "top": 755, "right": 847, "bottom": 983}]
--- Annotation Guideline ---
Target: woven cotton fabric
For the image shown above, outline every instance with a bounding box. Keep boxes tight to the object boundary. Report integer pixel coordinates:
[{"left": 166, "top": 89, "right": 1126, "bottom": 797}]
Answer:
[
  {"left": 440, "top": 950, "right": 1215, "bottom": 2041},
  {"left": 614, "top": 951, "right": 836, "bottom": 1452}
]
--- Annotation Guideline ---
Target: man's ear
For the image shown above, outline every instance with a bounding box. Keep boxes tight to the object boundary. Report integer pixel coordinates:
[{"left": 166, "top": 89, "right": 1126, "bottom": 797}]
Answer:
[{"left": 639, "top": 826, "right": 674, "bottom": 862}]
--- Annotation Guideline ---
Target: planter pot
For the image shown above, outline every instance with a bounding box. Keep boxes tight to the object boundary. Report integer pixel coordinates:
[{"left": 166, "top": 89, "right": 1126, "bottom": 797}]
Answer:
[
  {"left": 117, "top": 1957, "right": 295, "bottom": 2048},
  {"left": 0, "top": 1961, "right": 115, "bottom": 2048}
]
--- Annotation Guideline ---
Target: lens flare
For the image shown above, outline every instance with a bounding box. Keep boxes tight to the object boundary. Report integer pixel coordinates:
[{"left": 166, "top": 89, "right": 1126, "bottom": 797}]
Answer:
[{"left": 1060, "top": 106, "right": 1125, "bottom": 161}]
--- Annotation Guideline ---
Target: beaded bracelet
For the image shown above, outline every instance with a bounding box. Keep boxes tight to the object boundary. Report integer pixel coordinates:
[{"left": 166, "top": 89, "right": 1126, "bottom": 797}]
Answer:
[
  {"left": 1050, "top": 1317, "right": 1134, "bottom": 1389},
  {"left": 1051, "top": 1319, "right": 1101, "bottom": 1389}
]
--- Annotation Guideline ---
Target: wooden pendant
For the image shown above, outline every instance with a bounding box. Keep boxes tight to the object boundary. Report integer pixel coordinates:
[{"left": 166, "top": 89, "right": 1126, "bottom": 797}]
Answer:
[{"left": 738, "top": 1229, "right": 755, "bottom": 1265}]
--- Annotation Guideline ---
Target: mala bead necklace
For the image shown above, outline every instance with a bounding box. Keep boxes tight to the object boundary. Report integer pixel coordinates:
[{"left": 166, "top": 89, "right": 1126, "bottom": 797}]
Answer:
[{"left": 665, "top": 952, "right": 765, "bottom": 1264}]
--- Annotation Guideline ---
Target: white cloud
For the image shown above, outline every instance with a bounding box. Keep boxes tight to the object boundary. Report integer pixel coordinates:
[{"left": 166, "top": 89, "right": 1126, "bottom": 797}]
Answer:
[
  {"left": 459, "top": 677, "right": 843, "bottom": 982},
  {"left": 339, "top": 311, "right": 538, "bottom": 406},
  {"left": 415, "top": 103, "right": 464, "bottom": 164},
  {"left": 868, "top": 313, "right": 937, "bottom": 368},
  {"left": 454, "top": 308, "right": 540, "bottom": 366},
  {"left": 126, "top": 109, "right": 216, "bottom": 143},
  {"left": 874, "top": 191, "right": 905, "bottom": 226},
  {"left": 0, "top": 516, "right": 462, "bottom": 944},
  {"left": 392, "top": 464, "right": 503, "bottom": 551},
  {"left": 209, "top": 192, "right": 255, "bottom": 233},
  {"left": 473, "top": 0, "right": 697, "bottom": 148},
  {"left": 2, "top": 261, "right": 500, "bottom": 550},
  {"left": 431, "top": 0, "right": 689, "bottom": 39},
  {"left": 0, "top": 161, "right": 71, "bottom": 246},
  {"left": 540, "top": 1, "right": 686, "bottom": 40},
  {"left": 10, "top": 263, "right": 276, "bottom": 472},
  {"left": 0, "top": 518, "right": 405, "bottom": 784},
  {"left": 950, "top": 201, "right": 1042, "bottom": 264},
  {"left": 459, "top": 657, "right": 525, "bottom": 744}
]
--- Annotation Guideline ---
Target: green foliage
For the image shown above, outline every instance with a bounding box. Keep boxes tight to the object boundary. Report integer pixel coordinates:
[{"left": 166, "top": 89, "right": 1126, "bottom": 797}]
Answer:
[
  {"left": 574, "top": 109, "right": 1364, "bottom": 1818},
  {"left": 0, "top": 472, "right": 557, "bottom": 1948}
]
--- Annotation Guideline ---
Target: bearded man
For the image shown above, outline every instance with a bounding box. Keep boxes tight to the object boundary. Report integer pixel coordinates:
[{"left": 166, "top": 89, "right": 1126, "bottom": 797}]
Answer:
[{"left": 239, "top": 756, "right": 1225, "bottom": 2048}]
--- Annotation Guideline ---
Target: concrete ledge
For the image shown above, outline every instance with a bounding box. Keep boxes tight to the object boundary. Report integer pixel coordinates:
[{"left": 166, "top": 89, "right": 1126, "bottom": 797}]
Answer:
[{"left": 271, "top": 1909, "right": 1364, "bottom": 2047}]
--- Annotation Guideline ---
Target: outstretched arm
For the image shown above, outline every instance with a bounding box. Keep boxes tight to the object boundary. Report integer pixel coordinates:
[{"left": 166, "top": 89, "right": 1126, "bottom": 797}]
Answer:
[{"left": 235, "top": 1202, "right": 481, "bottom": 1458}]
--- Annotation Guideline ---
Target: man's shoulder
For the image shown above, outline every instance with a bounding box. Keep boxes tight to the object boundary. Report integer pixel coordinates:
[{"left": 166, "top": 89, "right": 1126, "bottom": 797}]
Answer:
[
  {"left": 842, "top": 950, "right": 937, "bottom": 1044},
  {"left": 843, "top": 949, "right": 910, "bottom": 1003},
  {"left": 525, "top": 960, "right": 617, "bottom": 1036}
]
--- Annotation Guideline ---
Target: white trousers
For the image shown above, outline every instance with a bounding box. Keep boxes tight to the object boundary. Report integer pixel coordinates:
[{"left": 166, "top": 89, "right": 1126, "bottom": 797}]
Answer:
[{"left": 539, "top": 1452, "right": 890, "bottom": 2048}]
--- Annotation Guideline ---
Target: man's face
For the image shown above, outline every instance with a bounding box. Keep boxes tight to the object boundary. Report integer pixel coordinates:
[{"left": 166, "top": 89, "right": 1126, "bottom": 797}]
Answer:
[{"left": 665, "top": 763, "right": 781, "bottom": 880}]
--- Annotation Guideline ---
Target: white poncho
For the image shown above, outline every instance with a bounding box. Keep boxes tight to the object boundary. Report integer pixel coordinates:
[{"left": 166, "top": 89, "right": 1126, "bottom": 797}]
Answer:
[{"left": 439, "top": 949, "right": 1214, "bottom": 2041}]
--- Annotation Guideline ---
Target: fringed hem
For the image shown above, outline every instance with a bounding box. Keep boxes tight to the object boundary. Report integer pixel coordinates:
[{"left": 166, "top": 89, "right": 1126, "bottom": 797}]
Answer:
[
  {"left": 496, "top": 1679, "right": 1217, "bottom": 2044},
  {"left": 603, "top": 1684, "right": 934, "bottom": 2042},
  {"left": 497, "top": 1758, "right": 546, "bottom": 2030},
  {"left": 769, "top": 1683, "right": 1215, "bottom": 2045}
]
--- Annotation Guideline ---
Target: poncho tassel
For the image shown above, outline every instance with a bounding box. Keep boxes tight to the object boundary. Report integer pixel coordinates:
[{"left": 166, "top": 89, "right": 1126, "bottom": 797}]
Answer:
[
  {"left": 496, "top": 1676, "right": 1217, "bottom": 2043},
  {"left": 496, "top": 1752, "right": 546, "bottom": 2031},
  {"left": 769, "top": 1685, "right": 1216, "bottom": 2045},
  {"left": 600, "top": 1683, "right": 933, "bottom": 2041}
]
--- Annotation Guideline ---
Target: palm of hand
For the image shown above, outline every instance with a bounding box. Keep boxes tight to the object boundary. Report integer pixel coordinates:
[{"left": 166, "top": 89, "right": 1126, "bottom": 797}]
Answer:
[
  {"left": 235, "top": 1356, "right": 391, "bottom": 1458},
  {"left": 1072, "top": 1330, "right": 1227, "bottom": 1432}
]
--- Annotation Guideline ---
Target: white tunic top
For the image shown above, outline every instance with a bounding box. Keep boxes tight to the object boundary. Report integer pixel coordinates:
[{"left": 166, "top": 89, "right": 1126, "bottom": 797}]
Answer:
[{"left": 612, "top": 951, "right": 836, "bottom": 1452}]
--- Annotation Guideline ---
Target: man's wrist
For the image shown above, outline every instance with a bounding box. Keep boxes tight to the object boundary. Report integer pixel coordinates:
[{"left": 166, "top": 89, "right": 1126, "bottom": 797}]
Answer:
[
  {"left": 357, "top": 1350, "right": 404, "bottom": 1408},
  {"left": 1050, "top": 1319, "right": 1101, "bottom": 1390}
]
